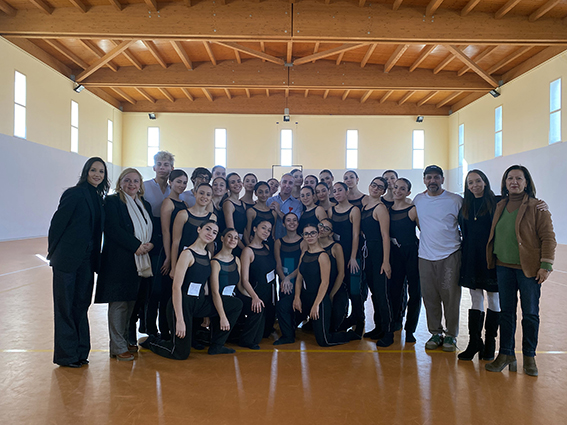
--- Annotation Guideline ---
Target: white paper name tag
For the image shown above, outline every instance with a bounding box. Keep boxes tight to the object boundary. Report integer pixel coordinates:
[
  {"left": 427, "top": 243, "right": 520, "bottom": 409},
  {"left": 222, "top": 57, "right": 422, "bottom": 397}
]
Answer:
[
  {"left": 334, "top": 234, "right": 341, "bottom": 241},
  {"left": 187, "top": 282, "right": 202, "bottom": 296},
  {"left": 283, "top": 267, "right": 289, "bottom": 275},
  {"left": 266, "top": 270, "right": 276, "bottom": 282},
  {"left": 222, "top": 285, "right": 235, "bottom": 296},
  {"left": 238, "top": 233, "right": 244, "bottom": 240}
]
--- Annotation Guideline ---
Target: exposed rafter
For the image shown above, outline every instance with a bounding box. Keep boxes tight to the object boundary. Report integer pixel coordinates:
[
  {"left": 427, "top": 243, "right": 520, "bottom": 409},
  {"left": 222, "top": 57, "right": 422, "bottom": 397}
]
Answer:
[
  {"left": 110, "top": 39, "right": 143, "bottom": 70},
  {"left": 68, "top": 0, "right": 89, "bottom": 13},
  {"left": 529, "top": 0, "right": 561, "bottom": 22},
  {"left": 458, "top": 45, "right": 498, "bottom": 76},
  {"left": 336, "top": 51, "right": 345, "bottom": 65},
  {"left": 384, "top": 44, "right": 409, "bottom": 73},
  {"left": 461, "top": 0, "right": 481, "bottom": 16},
  {"left": 144, "top": 0, "right": 158, "bottom": 12},
  {"left": 287, "top": 41, "right": 293, "bottom": 63},
  {"left": 436, "top": 91, "right": 463, "bottom": 108},
  {"left": 445, "top": 45, "right": 498, "bottom": 87},
  {"left": 202, "top": 88, "right": 213, "bottom": 101},
  {"left": 171, "top": 41, "right": 193, "bottom": 70},
  {"left": 78, "top": 39, "right": 118, "bottom": 72},
  {"left": 159, "top": 87, "right": 174, "bottom": 102},
  {"left": 495, "top": 0, "right": 522, "bottom": 19},
  {"left": 487, "top": 46, "right": 532, "bottom": 74},
  {"left": 181, "top": 87, "right": 194, "bottom": 101},
  {"left": 417, "top": 91, "right": 439, "bottom": 106},
  {"left": 202, "top": 41, "right": 217, "bottom": 66},
  {"left": 215, "top": 42, "right": 285, "bottom": 65},
  {"left": 392, "top": 0, "right": 403, "bottom": 10},
  {"left": 294, "top": 44, "right": 367, "bottom": 66},
  {"left": 360, "top": 90, "right": 373, "bottom": 103},
  {"left": 398, "top": 90, "right": 415, "bottom": 105},
  {"left": 224, "top": 88, "right": 232, "bottom": 99},
  {"left": 136, "top": 87, "right": 156, "bottom": 103},
  {"left": 361, "top": 44, "right": 377, "bottom": 68},
  {"left": 44, "top": 39, "right": 89, "bottom": 69},
  {"left": 410, "top": 45, "right": 436, "bottom": 72},
  {"left": 342, "top": 90, "right": 350, "bottom": 100},
  {"left": 110, "top": 87, "right": 136, "bottom": 104},
  {"left": 108, "top": 0, "right": 122, "bottom": 12},
  {"left": 76, "top": 40, "right": 134, "bottom": 82},
  {"left": 425, "top": 0, "right": 444, "bottom": 17},
  {"left": 380, "top": 90, "right": 394, "bottom": 103},
  {"left": 0, "top": 0, "right": 17, "bottom": 16},
  {"left": 29, "top": 0, "right": 53, "bottom": 15},
  {"left": 143, "top": 40, "right": 167, "bottom": 68}
]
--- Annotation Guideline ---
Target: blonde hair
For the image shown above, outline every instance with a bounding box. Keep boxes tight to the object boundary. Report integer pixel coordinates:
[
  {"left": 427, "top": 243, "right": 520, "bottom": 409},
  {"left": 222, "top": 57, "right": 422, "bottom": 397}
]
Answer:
[
  {"left": 116, "top": 168, "right": 145, "bottom": 203},
  {"left": 154, "top": 151, "right": 175, "bottom": 166}
]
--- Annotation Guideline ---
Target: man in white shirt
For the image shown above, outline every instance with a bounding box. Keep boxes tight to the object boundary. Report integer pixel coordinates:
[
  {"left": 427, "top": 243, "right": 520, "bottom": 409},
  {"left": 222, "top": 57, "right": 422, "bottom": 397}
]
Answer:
[
  {"left": 267, "top": 173, "right": 302, "bottom": 239},
  {"left": 413, "top": 165, "right": 463, "bottom": 352}
]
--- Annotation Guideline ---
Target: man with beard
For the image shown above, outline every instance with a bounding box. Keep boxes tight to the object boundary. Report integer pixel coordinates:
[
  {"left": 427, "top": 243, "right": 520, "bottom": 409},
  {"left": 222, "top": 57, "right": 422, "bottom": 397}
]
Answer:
[{"left": 413, "top": 165, "right": 463, "bottom": 352}]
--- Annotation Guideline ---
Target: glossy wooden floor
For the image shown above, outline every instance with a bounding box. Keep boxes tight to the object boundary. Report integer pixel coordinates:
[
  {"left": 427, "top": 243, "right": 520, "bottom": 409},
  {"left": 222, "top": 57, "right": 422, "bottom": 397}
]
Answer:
[{"left": 1, "top": 238, "right": 567, "bottom": 425}]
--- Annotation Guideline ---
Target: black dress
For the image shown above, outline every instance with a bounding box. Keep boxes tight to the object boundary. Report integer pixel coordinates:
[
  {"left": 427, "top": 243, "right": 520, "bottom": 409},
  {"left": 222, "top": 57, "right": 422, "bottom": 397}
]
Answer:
[{"left": 459, "top": 196, "right": 498, "bottom": 292}]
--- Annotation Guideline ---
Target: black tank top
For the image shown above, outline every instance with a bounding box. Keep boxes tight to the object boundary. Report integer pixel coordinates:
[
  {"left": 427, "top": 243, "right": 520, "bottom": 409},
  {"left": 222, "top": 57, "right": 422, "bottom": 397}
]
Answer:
[
  {"left": 298, "top": 208, "right": 319, "bottom": 233},
  {"left": 390, "top": 206, "right": 418, "bottom": 246},
  {"left": 361, "top": 204, "right": 383, "bottom": 243},
  {"left": 380, "top": 196, "right": 394, "bottom": 209},
  {"left": 181, "top": 249, "right": 211, "bottom": 297},
  {"left": 179, "top": 210, "right": 213, "bottom": 255},
  {"left": 249, "top": 245, "right": 276, "bottom": 289},
  {"left": 350, "top": 195, "right": 365, "bottom": 209},
  {"left": 299, "top": 251, "right": 328, "bottom": 293},
  {"left": 230, "top": 201, "right": 247, "bottom": 235},
  {"left": 212, "top": 257, "right": 239, "bottom": 296},
  {"left": 253, "top": 207, "right": 275, "bottom": 226},
  {"left": 168, "top": 199, "right": 187, "bottom": 235},
  {"left": 331, "top": 206, "right": 354, "bottom": 259},
  {"left": 279, "top": 238, "right": 303, "bottom": 278},
  {"left": 243, "top": 201, "right": 255, "bottom": 210},
  {"left": 323, "top": 242, "right": 338, "bottom": 294}
]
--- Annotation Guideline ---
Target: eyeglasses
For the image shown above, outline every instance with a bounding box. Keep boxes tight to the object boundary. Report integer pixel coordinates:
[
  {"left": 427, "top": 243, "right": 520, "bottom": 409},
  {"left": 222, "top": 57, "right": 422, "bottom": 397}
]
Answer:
[
  {"left": 317, "top": 223, "right": 331, "bottom": 232},
  {"left": 302, "top": 231, "right": 319, "bottom": 237},
  {"left": 196, "top": 175, "right": 210, "bottom": 181},
  {"left": 370, "top": 183, "right": 385, "bottom": 190}
]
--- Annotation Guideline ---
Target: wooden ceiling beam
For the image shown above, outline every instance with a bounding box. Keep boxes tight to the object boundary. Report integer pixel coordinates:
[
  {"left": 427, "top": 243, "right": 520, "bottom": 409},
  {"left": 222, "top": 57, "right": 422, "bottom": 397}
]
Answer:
[
  {"left": 159, "top": 87, "right": 175, "bottom": 102},
  {"left": 495, "top": 0, "right": 522, "bottom": 19},
  {"left": 502, "top": 46, "right": 567, "bottom": 83},
  {"left": 360, "top": 90, "right": 373, "bottom": 103},
  {"left": 214, "top": 41, "right": 285, "bottom": 65},
  {"left": 487, "top": 46, "right": 532, "bottom": 74},
  {"left": 0, "top": 0, "right": 17, "bottom": 16},
  {"left": 312, "top": 41, "right": 320, "bottom": 64},
  {"left": 82, "top": 60, "right": 493, "bottom": 91},
  {"left": 433, "top": 52, "right": 457, "bottom": 74},
  {"left": 121, "top": 95, "right": 451, "bottom": 115},
  {"left": 380, "top": 90, "right": 394, "bottom": 103},
  {"left": 202, "top": 88, "right": 213, "bottom": 101},
  {"left": 76, "top": 40, "right": 134, "bottom": 82},
  {"left": 5, "top": 37, "right": 72, "bottom": 76},
  {"left": 336, "top": 51, "right": 345, "bottom": 65},
  {"left": 323, "top": 89, "right": 329, "bottom": 99},
  {"left": 245, "top": 88, "right": 251, "bottom": 98},
  {"left": 171, "top": 41, "right": 193, "bottom": 70},
  {"left": 44, "top": 39, "right": 89, "bottom": 69},
  {"left": 392, "top": 0, "right": 403, "bottom": 11},
  {"left": 78, "top": 39, "right": 118, "bottom": 72},
  {"left": 260, "top": 41, "right": 266, "bottom": 62},
  {"left": 529, "top": 0, "right": 561, "bottom": 22},
  {"left": 87, "top": 87, "right": 121, "bottom": 108},
  {"left": 417, "top": 90, "right": 439, "bottom": 106},
  {"left": 294, "top": 44, "right": 367, "bottom": 66},
  {"left": 425, "top": 0, "right": 444, "bottom": 17},
  {"left": 398, "top": 90, "right": 415, "bottom": 105},
  {"left": 29, "top": 0, "right": 53, "bottom": 15},
  {"left": 436, "top": 91, "right": 463, "bottom": 108},
  {"left": 445, "top": 44, "right": 498, "bottom": 87},
  {"left": 110, "top": 40, "right": 143, "bottom": 70},
  {"left": 110, "top": 87, "right": 136, "bottom": 104},
  {"left": 144, "top": 0, "right": 158, "bottom": 12},
  {"left": 304, "top": 89, "right": 309, "bottom": 98},
  {"left": 461, "top": 0, "right": 480, "bottom": 16},
  {"left": 286, "top": 41, "right": 293, "bottom": 63},
  {"left": 224, "top": 88, "right": 232, "bottom": 99},
  {"left": 108, "top": 0, "right": 121, "bottom": 12},
  {"left": 3, "top": 4, "right": 567, "bottom": 45},
  {"left": 384, "top": 44, "right": 409, "bottom": 73},
  {"left": 458, "top": 45, "right": 498, "bottom": 76},
  {"left": 136, "top": 87, "right": 156, "bottom": 103},
  {"left": 202, "top": 41, "right": 217, "bottom": 66},
  {"left": 234, "top": 49, "right": 241, "bottom": 64},
  {"left": 69, "top": 0, "right": 88, "bottom": 13},
  {"left": 410, "top": 44, "right": 436, "bottom": 72},
  {"left": 143, "top": 40, "right": 167, "bottom": 68},
  {"left": 361, "top": 43, "right": 377, "bottom": 68},
  {"left": 342, "top": 90, "right": 350, "bottom": 100},
  {"left": 181, "top": 87, "right": 194, "bottom": 101},
  {"left": 266, "top": 89, "right": 270, "bottom": 97}
]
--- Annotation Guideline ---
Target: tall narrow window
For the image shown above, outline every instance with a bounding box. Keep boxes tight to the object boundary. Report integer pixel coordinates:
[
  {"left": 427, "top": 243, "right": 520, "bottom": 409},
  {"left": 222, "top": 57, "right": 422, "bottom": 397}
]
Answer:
[
  {"left": 495, "top": 106, "right": 503, "bottom": 157},
  {"left": 412, "top": 129, "right": 424, "bottom": 169},
  {"left": 214, "top": 128, "right": 227, "bottom": 167},
  {"left": 14, "top": 71, "right": 26, "bottom": 139},
  {"left": 147, "top": 127, "right": 160, "bottom": 166},
  {"left": 281, "top": 129, "right": 292, "bottom": 166},
  {"left": 346, "top": 130, "right": 358, "bottom": 169},
  {"left": 458, "top": 124, "right": 465, "bottom": 191},
  {"left": 107, "top": 120, "right": 113, "bottom": 163},
  {"left": 71, "top": 101, "right": 79, "bottom": 153},
  {"left": 550, "top": 78, "right": 561, "bottom": 144}
]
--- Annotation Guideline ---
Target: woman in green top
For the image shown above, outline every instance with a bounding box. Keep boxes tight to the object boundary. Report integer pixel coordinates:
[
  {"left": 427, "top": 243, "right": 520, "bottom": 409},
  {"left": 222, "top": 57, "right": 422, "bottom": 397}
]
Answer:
[{"left": 485, "top": 165, "right": 556, "bottom": 376}]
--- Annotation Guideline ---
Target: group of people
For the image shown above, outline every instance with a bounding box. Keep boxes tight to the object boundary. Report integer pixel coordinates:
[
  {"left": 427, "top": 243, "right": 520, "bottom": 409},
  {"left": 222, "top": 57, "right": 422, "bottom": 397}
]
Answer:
[{"left": 48, "top": 151, "right": 556, "bottom": 377}]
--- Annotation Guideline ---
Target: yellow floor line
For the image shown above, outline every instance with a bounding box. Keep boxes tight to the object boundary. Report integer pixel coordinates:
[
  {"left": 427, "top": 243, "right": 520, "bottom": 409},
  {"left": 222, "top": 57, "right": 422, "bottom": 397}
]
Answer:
[{"left": 1, "top": 348, "right": 566, "bottom": 354}]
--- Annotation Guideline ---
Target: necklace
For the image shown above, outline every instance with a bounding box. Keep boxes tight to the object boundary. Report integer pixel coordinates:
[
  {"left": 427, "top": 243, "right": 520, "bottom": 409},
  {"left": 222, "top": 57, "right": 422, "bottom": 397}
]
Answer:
[{"left": 472, "top": 198, "right": 482, "bottom": 221}]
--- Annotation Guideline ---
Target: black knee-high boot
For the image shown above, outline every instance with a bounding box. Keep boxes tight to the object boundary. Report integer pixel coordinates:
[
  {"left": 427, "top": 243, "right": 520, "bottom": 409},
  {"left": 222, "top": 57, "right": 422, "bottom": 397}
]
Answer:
[
  {"left": 481, "top": 309, "right": 500, "bottom": 361},
  {"left": 458, "top": 309, "right": 485, "bottom": 361}
]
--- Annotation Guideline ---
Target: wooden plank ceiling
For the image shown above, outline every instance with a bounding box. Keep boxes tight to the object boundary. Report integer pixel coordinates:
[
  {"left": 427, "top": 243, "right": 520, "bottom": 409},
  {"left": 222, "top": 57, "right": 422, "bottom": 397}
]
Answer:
[{"left": 1, "top": 0, "right": 567, "bottom": 116}]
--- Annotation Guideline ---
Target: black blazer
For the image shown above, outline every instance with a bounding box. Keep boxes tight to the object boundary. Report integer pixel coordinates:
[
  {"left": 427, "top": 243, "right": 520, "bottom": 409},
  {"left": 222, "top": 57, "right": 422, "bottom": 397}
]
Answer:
[
  {"left": 95, "top": 194, "right": 155, "bottom": 303},
  {"left": 47, "top": 184, "right": 104, "bottom": 273}
]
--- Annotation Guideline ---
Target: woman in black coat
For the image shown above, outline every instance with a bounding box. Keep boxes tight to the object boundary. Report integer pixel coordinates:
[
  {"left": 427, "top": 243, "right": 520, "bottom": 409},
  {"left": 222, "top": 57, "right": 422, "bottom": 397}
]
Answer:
[
  {"left": 95, "top": 168, "right": 155, "bottom": 361},
  {"left": 48, "top": 157, "right": 109, "bottom": 368}
]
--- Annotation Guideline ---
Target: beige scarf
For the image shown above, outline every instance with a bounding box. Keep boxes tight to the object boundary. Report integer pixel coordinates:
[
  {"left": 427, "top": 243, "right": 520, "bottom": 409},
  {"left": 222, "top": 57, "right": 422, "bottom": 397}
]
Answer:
[{"left": 124, "top": 194, "right": 153, "bottom": 278}]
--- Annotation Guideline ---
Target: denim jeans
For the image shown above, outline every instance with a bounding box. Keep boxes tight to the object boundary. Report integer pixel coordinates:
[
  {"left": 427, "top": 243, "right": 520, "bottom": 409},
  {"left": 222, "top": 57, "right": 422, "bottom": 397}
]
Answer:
[{"left": 497, "top": 266, "right": 541, "bottom": 357}]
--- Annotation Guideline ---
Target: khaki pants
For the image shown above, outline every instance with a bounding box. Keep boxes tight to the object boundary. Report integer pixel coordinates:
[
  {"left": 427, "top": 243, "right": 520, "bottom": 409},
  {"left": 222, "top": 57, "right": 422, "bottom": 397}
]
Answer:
[{"left": 419, "top": 250, "right": 462, "bottom": 338}]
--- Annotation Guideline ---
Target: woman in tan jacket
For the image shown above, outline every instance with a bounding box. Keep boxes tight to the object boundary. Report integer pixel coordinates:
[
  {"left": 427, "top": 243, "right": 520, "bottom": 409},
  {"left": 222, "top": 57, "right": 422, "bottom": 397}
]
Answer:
[{"left": 485, "top": 165, "right": 556, "bottom": 376}]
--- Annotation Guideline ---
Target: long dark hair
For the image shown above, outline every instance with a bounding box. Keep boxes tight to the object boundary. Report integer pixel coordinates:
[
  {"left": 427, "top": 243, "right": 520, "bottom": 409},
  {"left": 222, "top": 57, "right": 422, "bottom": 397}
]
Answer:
[
  {"left": 461, "top": 169, "right": 496, "bottom": 220},
  {"left": 501, "top": 165, "right": 536, "bottom": 198},
  {"left": 77, "top": 157, "right": 109, "bottom": 196}
]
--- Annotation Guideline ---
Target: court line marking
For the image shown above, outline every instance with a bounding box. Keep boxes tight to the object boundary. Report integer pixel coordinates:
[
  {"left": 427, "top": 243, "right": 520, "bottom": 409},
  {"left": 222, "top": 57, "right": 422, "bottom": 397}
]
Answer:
[
  {"left": 0, "top": 264, "right": 47, "bottom": 278},
  {"left": 1, "top": 349, "right": 566, "bottom": 354}
]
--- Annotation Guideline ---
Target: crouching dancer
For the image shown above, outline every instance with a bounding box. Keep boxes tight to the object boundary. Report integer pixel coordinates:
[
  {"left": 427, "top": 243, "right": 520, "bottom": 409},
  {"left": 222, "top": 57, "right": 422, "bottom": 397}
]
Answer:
[{"left": 140, "top": 220, "right": 242, "bottom": 358}]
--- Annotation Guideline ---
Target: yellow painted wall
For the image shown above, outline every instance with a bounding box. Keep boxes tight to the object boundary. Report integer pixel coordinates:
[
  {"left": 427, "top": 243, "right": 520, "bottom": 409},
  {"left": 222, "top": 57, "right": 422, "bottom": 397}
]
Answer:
[
  {"left": 0, "top": 37, "right": 123, "bottom": 164},
  {"left": 449, "top": 52, "right": 567, "bottom": 169},
  {"left": 122, "top": 113, "right": 449, "bottom": 170}
]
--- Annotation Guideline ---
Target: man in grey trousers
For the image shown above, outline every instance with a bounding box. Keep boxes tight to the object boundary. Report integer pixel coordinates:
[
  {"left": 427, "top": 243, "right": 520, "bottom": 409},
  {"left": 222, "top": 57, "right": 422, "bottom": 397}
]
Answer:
[{"left": 413, "top": 165, "right": 463, "bottom": 352}]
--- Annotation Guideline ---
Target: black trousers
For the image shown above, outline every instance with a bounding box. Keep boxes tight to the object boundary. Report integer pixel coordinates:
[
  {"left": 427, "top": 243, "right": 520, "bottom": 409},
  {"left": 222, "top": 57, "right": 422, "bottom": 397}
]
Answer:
[
  {"left": 390, "top": 242, "right": 421, "bottom": 334},
  {"left": 146, "top": 250, "right": 172, "bottom": 338},
  {"left": 365, "top": 240, "right": 394, "bottom": 333},
  {"left": 277, "top": 292, "right": 351, "bottom": 346},
  {"left": 52, "top": 255, "right": 94, "bottom": 365},
  {"left": 235, "top": 291, "right": 265, "bottom": 347},
  {"left": 147, "top": 295, "right": 242, "bottom": 360}
]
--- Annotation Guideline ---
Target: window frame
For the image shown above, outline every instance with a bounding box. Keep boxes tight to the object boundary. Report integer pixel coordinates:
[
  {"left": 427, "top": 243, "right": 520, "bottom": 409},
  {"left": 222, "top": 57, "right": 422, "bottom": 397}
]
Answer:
[
  {"left": 412, "top": 129, "right": 425, "bottom": 170},
  {"left": 345, "top": 129, "right": 358, "bottom": 169},
  {"left": 14, "top": 70, "right": 26, "bottom": 139}
]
